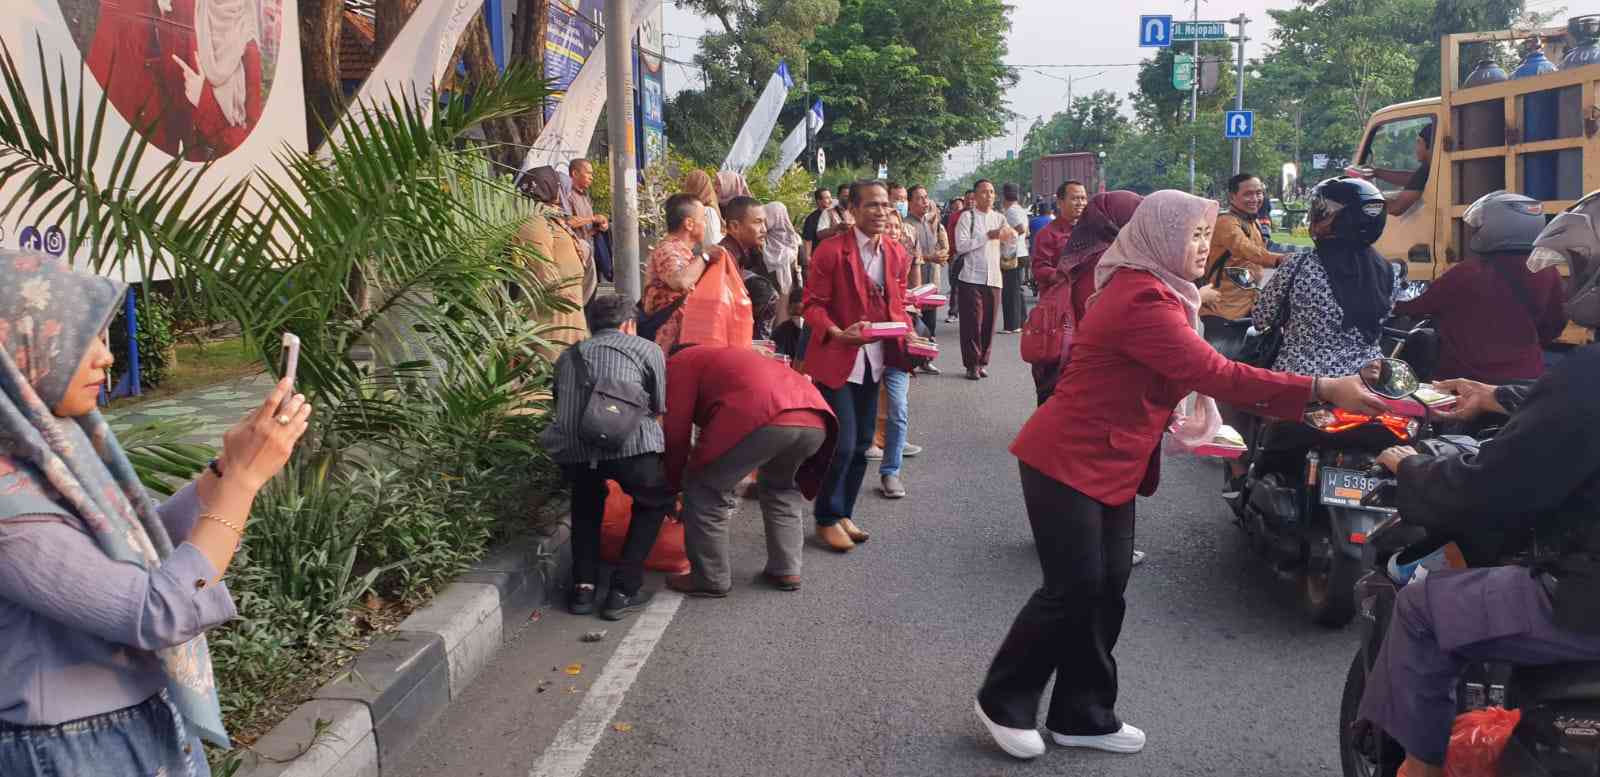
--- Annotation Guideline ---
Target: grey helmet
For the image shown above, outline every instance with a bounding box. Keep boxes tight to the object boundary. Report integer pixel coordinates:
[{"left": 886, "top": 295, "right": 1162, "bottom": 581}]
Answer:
[
  {"left": 1463, "top": 190, "right": 1546, "bottom": 254},
  {"left": 1528, "top": 189, "right": 1600, "bottom": 329}
]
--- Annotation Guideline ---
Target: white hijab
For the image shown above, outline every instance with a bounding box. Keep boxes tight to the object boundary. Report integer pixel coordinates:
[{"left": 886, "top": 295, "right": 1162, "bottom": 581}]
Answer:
[
  {"left": 195, "top": 0, "right": 261, "bottom": 127},
  {"left": 1095, "top": 189, "right": 1223, "bottom": 453},
  {"left": 763, "top": 202, "right": 801, "bottom": 298}
]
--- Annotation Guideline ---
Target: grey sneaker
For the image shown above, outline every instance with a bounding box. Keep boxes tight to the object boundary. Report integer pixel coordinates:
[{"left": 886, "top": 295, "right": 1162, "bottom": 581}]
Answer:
[
  {"left": 1131, "top": 550, "right": 1147, "bottom": 567},
  {"left": 864, "top": 446, "right": 884, "bottom": 460},
  {"left": 880, "top": 474, "right": 906, "bottom": 499},
  {"left": 902, "top": 443, "right": 923, "bottom": 458}
]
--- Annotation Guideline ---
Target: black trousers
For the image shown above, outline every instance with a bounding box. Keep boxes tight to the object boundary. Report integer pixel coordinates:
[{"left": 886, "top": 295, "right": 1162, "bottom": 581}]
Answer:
[
  {"left": 978, "top": 462, "right": 1136, "bottom": 735},
  {"left": 1001, "top": 266, "right": 1026, "bottom": 331},
  {"left": 565, "top": 453, "right": 673, "bottom": 595}
]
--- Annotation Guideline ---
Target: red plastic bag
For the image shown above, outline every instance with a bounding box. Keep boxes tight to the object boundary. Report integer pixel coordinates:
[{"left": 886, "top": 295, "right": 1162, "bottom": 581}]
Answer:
[
  {"left": 1445, "top": 707, "right": 1522, "bottom": 777},
  {"left": 599, "top": 480, "right": 690, "bottom": 575},
  {"left": 677, "top": 251, "right": 756, "bottom": 348}
]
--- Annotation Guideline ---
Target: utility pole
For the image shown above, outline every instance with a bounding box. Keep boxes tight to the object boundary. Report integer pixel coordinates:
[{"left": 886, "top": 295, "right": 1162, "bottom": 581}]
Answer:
[
  {"left": 1189, "top": 0, "right": 1200, "bottom": 193},
  {"left": 603, "top": 0, "right": 640, "bottom": 303},
  {"left": 1232, "top": 13, "right": 1249, "bottom": 175}
]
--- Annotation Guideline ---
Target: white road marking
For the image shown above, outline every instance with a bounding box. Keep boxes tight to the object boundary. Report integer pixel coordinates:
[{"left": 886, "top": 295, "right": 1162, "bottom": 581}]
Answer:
[{"left": 528, "top": 591, "right": 684, "bottom": 777}]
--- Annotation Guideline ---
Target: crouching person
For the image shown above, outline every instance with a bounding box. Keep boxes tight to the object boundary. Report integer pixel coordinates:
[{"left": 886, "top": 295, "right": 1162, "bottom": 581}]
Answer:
[
  {"left": 540, "top": 294, "right": 673, "bottom": 621},
  {"left": 662, "top": 345, "right": 838, "bottom": 595}
]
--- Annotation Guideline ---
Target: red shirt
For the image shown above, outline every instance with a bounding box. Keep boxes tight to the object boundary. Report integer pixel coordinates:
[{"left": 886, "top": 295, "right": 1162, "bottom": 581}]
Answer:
[
  {"left": 663, "top": 346, "right": 838, "bottom": 495},
  {"left": 1031, "top": 218, "right": 1074, "bottom": 290},
  {"left": 801, "top": 231, "right": 915, "bottom": 389},
  {"left": 1011, "top": 270, "right": 1314, "bottom": 505},
  {"left": 1394, "top": 259, "right": 1567, "bottom": 383}
]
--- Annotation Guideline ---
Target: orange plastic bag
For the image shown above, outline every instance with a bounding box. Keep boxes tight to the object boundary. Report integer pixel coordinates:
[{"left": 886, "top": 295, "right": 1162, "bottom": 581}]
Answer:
[
  {"left": 1445, "top": 707, "right": 1522, "bottom": 777},
  {"left": 599, "top": 480, "right": 690, "bottom": 575},
  {"left": 677, "top": 251, "right": 755, "bottom": 348}
]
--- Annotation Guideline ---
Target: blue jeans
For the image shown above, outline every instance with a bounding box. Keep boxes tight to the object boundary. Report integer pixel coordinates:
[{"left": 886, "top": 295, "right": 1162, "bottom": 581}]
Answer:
[
  {"left": 814, "top": 374, "right": 879, "bottom": 525},
  {"left": 0, "top": 691, "right": 212, "bottom": 777},
  {"left": 879, "top": 368, "right": 910, "bottom": 477}
]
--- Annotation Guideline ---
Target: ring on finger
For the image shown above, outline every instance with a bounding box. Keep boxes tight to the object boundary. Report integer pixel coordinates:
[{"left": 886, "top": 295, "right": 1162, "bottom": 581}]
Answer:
[{"left": 276, "top": 414, "right": 292, "bottom": 426}]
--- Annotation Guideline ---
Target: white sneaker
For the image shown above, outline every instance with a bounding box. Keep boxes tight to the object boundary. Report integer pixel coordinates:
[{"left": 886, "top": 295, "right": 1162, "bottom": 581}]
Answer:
[
  {"left": 864, "top": 446, "right": 884, "bottom": 460},
  {"left": 974, "top": 699, "right": 1045, "bottom": 759},
  {"left": 1050, "top": 723, "right": 1146, "bottom": 754},
  {"left": 902, "top": 443, "right": 923, "bottom": 458},
  {"left": 1131, "top": 550, "right": 1147, "bottom": 567}
]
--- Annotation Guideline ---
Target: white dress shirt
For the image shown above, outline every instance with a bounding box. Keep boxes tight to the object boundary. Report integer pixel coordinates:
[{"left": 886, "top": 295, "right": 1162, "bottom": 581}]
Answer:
[
  {"left": 847, "top": 227, "right": 887, "bottom": 385},
  {"left": 955, "top": 207, "right": 1005, "bottom": 288}
]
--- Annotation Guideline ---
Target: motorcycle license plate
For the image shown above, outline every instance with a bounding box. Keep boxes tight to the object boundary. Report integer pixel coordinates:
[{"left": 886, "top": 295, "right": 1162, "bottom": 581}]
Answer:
[{"left": 1319, "top": 467, "right": 1394, "bottom": 512}]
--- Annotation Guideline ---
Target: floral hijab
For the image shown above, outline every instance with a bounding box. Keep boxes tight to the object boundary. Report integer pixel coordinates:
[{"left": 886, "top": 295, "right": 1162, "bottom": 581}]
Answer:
[
  {"left": 1093, "top": 190, "right": 1223, "bottom": 453},
  {"left": 0, "top": 252, "right": 228, "bottom": 747}
]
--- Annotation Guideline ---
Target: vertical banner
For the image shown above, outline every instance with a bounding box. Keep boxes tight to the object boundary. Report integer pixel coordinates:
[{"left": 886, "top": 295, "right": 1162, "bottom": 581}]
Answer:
[
  {"left": 635, "top": 5, "right": 665, "bottom": 169},
  {"left": 330, "top": 0, "right": 485, "bottom": 148},
  {"left": 767, "top": 101, "right": 823, "bottom": 187},
  {"left": 720, "top": 61, "right": 791, "bottom": 175},
  {"left": 2, "top": 0, "right": 308, "bottom": 280},
  {"left": 542, "top": 0, "right": 603, "bottom": 123},
  {"left": 522, "top": 0, "right": 661, "bottom": 172}
]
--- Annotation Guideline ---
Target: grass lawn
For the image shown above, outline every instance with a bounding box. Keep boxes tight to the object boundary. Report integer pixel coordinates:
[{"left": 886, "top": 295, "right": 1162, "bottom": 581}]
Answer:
[
  {"left": 1278, "top": 231, "right": 1314, "bottom": 248},
  {"left": 111, "top": 337, "right": 262, "bottom": 408}
]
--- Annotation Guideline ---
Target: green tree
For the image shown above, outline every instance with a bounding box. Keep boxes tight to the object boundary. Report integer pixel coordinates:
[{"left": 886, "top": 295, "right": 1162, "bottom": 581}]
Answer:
[{"left": 1133, "top": 43, "right": 1237, "bottom": 130}]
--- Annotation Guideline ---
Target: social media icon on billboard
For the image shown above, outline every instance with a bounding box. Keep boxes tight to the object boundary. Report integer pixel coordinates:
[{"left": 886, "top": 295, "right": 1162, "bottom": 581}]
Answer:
[
  {"left": 19, "top": 226, "right": 41, "bottom": 251},
  {"left": 43, "top": 226, "right": 65, "bottom": 257}
]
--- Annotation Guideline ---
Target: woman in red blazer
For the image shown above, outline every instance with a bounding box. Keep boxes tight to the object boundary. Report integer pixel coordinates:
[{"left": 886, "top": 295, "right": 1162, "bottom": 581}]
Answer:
[
  {"left": 801, "top": 181, "right": 915, "bottom": 552},
  {"left": 973, "top": 191, "right": 1388, "bottom": 761}
]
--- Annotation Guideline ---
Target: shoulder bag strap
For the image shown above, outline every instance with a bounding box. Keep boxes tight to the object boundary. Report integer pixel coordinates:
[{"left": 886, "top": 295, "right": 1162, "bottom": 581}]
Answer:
[
  {"left": 1484, "top": 258, "right": 1542, "bottom": 324},
  {"left": 1205, "top": 250, "right": 1234, "bottom": 288}
]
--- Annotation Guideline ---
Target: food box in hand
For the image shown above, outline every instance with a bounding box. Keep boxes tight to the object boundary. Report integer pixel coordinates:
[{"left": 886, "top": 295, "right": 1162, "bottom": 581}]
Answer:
[
  {"left": 916, "top": 293, "right": 949, "bottom": 307},
  {"left": 1194, "top": 424, "right": 1248, "bottom": 460},
  {"left": 906, "top": 336, "right": 939, "bottom": 359},
  {"left": 864, "top": 321, "right": 911, "bottom": 340},
  {"left": 907, "top": 283, "right": 939, "bottom": 303},
  {"left": 1382, "top": 385, "right": 1459, "bottom": 417}
]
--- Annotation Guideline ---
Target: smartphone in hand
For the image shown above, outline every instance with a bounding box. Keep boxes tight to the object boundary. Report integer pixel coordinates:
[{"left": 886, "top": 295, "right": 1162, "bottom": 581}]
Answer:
[{"left": 277, "top": 333, "right": 300, "bottom": 414}]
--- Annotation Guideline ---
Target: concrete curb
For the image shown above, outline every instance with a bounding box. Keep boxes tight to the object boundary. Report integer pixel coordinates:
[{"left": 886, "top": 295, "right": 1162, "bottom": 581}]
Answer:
[{"left": 233, "top": 521, "right": 572, "bottom": 777}]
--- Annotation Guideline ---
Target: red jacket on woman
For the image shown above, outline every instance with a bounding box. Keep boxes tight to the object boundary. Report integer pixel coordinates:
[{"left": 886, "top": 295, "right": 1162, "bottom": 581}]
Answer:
[
  {"left": 801, "top": 230, "right": 915, "bottom": 389},
  {"left": 1011, "top": 270, "right": 1315, "bottom": 504}
]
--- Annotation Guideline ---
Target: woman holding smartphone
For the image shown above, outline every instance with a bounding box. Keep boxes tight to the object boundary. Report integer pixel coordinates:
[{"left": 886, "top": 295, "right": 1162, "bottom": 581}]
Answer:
[{"left": 0, "top": 252, "right": 311, "bottom": 776}]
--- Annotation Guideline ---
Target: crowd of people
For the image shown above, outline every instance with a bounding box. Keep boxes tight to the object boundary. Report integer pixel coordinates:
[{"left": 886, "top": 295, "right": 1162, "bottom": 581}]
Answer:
[{"left": 5, "top": 142, "right": 1600, "bottom": 777}]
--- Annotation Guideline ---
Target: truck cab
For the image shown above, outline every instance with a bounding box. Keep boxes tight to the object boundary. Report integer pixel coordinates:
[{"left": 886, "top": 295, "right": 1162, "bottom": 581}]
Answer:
[{"left": 1354, "top": 20, "right": 1600, "bottom": 344}]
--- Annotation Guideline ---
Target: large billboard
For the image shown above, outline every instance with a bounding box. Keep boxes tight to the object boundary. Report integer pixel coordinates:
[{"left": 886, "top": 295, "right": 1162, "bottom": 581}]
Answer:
[
  {"left": 543, "top": 0, "right": 603, "bottom": 122},
  {"left": 636, "top": 4, "right": 665, "bottom": 168}
]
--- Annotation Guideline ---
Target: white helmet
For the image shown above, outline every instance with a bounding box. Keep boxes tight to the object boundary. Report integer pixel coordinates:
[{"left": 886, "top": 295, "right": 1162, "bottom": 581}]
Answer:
[{"left": 1463, "top": 190, "right": 1545, "bottom": 254}]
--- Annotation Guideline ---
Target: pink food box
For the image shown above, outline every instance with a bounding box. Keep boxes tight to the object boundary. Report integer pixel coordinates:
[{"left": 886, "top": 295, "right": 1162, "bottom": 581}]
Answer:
[
  {"left": 916, "top": 293, "right": 949, "bottom": 307},
  {"left": 1382, "top": 395, "right": 1458, "bottom": 418},
  {"left": 865, "top": 321, "right": 911, "bottom": 340},
  {"left": 1194, "top": 442, "right": 1247, "bottom": 460},
  {"left": 906, "top": 340, "right": 939, "bottom": 359},
  {"left": 907, "top": 283, "right": 938, "bottom": 301}
]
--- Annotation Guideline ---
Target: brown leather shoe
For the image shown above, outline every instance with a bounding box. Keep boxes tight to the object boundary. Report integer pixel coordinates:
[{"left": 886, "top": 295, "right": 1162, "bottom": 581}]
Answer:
[
  {"left": 816, "top": 523, "right": 856, "bottom": 552},
  {"left": 665, "top": 573, "right": 728, "bottom": 598},
  {"left": 762, "top": 572, "right": 802, "bottom": 591},
  {"left": 838, "top": 517, "right": 871, "bottom": 543}
]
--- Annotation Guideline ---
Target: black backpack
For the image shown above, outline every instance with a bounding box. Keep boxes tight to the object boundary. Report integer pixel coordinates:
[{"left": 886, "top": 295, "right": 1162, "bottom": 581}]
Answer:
[{"left": 571, "top": 341, "right": 651, "bottom": 451}]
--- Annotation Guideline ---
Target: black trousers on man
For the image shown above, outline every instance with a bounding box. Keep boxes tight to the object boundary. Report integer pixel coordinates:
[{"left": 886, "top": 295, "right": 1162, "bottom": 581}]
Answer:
[
  {"left": 565, "top": 453, "right": 673, "bottom": 595},
  {"left": 978, "top": 461, "right": 1135, "bottom": 736}
]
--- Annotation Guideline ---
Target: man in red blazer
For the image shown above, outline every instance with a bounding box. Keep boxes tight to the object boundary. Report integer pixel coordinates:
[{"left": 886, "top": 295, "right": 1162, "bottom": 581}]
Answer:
[
  {"left": 661, "top": 345, "right": 837, "bottom": 595},
  {"left": 801, "top": 180, "right": 916, "bottom": 552}
]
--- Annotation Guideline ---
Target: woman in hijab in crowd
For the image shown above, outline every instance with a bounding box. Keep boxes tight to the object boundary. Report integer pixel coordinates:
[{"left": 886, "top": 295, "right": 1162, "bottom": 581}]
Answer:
[
  {"left": 1030, "top": 191, "right": 1144, "bottom": 405},
  {"left": 517, "top": 166, "right": 596, "bottom": 351},
  {"left": 974, "top": 192, "right": 1386, "bottom": 763},
  {"left": 763, "top": 201, "right": 803, "bottom": 300},
  {"left": 0, "top": 253, "right": 310, "bottom": 776},
  {"left": 681, "top": 171, "right": 724, "bottom": 251},
  {"left": 714, "top": 171, "right": 753, "bottom": 209}
]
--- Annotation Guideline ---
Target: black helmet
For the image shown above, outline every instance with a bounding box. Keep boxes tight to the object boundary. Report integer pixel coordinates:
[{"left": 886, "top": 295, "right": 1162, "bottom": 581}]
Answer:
[{"left": 1307, "top": 176, "right": 1388, "bottom": 244}]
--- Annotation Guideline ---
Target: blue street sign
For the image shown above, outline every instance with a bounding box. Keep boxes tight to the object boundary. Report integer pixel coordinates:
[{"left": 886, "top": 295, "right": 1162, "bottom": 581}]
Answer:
[
  {"left": 1139, "top": 15, "right": 1173, "bottom": 47},
  {"left": 1225, "top": 110, "right": 1255, "bottom": 139}
]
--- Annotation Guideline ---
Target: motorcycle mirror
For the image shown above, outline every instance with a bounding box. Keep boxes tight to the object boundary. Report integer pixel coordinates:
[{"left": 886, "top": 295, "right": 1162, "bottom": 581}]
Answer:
[
  {"left": 1359, "top": 358, "right": 1420, "bottom": 400},
  {"left": 1394, "top": 280, "right": 1428, "bottom": 303},
  {"left": 1223, "top": 266, "right": 1257, "bottom": 289}
]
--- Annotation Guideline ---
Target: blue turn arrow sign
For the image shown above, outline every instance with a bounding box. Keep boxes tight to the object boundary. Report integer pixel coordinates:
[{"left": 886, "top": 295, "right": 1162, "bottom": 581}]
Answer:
[
  {"left": 1139, "top": 15, "right": 1173, "bottom": 47},
  {"left": 1225, "top": 110, "right": 1254, "bottom": 139}
]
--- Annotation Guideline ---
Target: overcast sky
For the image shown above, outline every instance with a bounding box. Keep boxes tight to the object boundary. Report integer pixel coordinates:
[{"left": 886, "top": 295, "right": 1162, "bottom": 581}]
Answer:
[{"left": 662, "top": 0, "right": 1600, "bottom": 179}]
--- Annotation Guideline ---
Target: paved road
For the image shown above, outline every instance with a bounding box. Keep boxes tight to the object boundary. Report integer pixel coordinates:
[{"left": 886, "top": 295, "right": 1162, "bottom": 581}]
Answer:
[{"left": 396, "top": 314, "right": 1361, "bottom": 777}]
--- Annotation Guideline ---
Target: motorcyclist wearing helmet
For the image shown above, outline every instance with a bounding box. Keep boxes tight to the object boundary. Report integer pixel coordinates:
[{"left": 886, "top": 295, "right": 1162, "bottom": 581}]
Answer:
[
  {"left": 1359, "top": 190, "right": 1600, "bottom": 777},
  {"left": 1393, "top": 190, "right": 1568, "bottom": 383},
  {"left": 1251, "top": 176, "right": 1398, "bottom": 378}
]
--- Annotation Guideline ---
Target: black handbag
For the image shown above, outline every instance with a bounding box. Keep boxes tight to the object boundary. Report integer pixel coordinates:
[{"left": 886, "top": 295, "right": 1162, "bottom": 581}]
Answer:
[
  {"left": 572, "top": 341, "right": 650, "bottom": 451},
  {"left": 634, "top": 296, "right": 685, "bottom": 342}
]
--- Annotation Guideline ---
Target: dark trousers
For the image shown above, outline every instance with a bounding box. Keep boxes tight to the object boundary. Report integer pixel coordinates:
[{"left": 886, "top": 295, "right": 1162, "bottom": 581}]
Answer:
[
  {"left": 565, "top": 453, "right": 673, "bottom": 595},
  {"left": 958, "top": 283, "right": 999, "bottom": 369},
  {"left": 813, "top": 375, "right": 879, "bottom": 526},
  {"left": 947, "top": 258, "right": 964, "bottom": 319},
  {"left": 1031, "top": 362, "right": 1059, "bottom": 407},
  {"left": 1001, "top": 266, "right": 1026, "bottom": 331},
  {"left": 978, "top": 462, "right": 1135, "bottom": 735},
  {"left": 922, "top": 305, "right": 939, "bottom": 337}
]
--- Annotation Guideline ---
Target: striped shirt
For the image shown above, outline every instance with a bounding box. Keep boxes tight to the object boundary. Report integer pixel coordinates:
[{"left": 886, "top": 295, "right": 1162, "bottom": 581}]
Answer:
[{"left": 543, "top": 329, "right": 667, "bottom": 464}]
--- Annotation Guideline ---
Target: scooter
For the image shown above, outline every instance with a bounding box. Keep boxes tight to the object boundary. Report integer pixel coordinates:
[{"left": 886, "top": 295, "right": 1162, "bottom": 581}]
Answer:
[{"left": 1338, "top": 369, "right": 1600, "bottom": 775}]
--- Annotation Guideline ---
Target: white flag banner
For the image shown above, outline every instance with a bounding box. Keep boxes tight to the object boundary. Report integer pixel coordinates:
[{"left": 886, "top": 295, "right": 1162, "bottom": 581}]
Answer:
[
  {"left": 767, "top": 101, "right": 824, "bottom": 187},
  {"left": 721, "top": 61, "right": 793, "bottom": 175},
  {"left": 327, "top": 0, "right": 485, "bottom": 149},
  {"left": 521, "top": 0, "right": 664, "bottom": 173}
]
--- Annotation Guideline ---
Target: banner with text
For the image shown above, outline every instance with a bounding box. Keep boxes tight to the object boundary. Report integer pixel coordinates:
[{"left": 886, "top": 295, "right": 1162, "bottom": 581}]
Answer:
[
  {"left": 721, "top": 61, "right": 791, "bottom": 175},
  {"left": 767, "top": 101, "right": 823, "bottom": 187}
]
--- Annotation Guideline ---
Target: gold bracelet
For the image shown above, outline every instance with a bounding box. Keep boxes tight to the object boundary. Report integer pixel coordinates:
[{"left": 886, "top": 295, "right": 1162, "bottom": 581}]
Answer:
[{"left": 200, "top": 513, "right": 246, "bottom": 542}]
